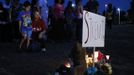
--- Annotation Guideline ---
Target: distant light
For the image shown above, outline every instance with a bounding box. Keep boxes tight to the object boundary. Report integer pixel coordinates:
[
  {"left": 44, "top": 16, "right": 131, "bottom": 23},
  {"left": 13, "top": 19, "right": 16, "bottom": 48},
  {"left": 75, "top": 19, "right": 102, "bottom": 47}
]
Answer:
[
  {"left": 72, "top": 3, "right": 75, "bottom": 7},
  {"left": 117, "top": 8, "right": 121, "bottom": 11},
  {"left": 105, "top": 4, "right": 108, "bottom": 8},
  {"left": 117, "top": 8, "right": 121, "bottom": 24}
]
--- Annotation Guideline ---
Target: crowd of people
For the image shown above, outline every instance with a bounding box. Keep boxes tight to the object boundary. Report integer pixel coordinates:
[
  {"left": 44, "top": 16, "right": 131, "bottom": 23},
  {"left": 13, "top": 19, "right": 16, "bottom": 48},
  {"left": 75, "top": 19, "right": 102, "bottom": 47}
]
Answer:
[
  {"left": 0, "top": 0, "right": 124, "bottom": 51},
  {"left": 0, "top": 0, "right": 48, "bottom": 51}
]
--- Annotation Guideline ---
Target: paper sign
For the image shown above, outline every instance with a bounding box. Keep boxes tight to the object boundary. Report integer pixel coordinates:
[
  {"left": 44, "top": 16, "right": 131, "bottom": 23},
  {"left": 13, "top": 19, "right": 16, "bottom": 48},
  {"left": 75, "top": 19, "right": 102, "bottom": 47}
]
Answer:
[{"left": 82, "top": 10, "right": 105, "bottom": 47}]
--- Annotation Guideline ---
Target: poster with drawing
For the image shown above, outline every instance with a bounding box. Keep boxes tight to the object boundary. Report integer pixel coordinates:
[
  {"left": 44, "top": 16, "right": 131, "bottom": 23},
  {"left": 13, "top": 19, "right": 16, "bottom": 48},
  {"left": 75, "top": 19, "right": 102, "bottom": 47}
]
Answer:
[{"left": 82, "top": 10, "right": 106, "bottom": 47}]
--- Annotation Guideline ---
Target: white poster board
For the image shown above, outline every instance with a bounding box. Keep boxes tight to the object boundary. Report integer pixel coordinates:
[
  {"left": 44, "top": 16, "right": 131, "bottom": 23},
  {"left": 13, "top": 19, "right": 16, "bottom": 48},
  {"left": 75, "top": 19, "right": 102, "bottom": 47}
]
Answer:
[{"left": 82, "top": 10, "right": 106, "bottom": 47}]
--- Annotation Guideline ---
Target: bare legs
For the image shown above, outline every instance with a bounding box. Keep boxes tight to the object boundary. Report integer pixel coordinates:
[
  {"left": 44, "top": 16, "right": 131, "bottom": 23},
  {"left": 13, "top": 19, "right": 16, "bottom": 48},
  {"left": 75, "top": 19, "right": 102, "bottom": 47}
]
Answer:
[
  {"left": 19, "top": 33, "right": 31, "bottom": 49},
  {"left": 27, "top": 38, "right": 31, "bottom": 48}
]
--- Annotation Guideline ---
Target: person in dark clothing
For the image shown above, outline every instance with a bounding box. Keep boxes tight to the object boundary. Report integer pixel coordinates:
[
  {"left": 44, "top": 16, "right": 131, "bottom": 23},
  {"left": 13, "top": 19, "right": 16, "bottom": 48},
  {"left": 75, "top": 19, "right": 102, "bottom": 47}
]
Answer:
[
  {"left": 11, "top": 0, "right": 21, "bottom": 41},
  {"left": 31, "top": 0, "right": 38, "bottom": 9},
  {"left": 106, "top": 4, "right": 113, "bottom": 29},
  {"left": 65, "top": 1, "right": 76, "bottom": 41},
  {"left": 74, "top": 0, "right": 83, "bottom": 43},
  {"left": 31, "top": 0, "right": 38, "bottom": 20},
  {"left": 52, "top": 0, "right": 66, "bottom": 41},
  {"left": 0, "top": 2, "right": 9, "bottom": 42},
  {"left": 85, "top": 0, "right": 99, "bottom": 13},
  {"left": 0, "top": 3, "right": 8, "bottom": 21}
]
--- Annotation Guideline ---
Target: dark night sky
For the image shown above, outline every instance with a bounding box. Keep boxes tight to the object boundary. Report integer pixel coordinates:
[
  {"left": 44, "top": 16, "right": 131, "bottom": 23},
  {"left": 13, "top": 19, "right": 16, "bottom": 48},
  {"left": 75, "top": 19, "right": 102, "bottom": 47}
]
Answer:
[
  {"left": 0, "top": 0, "right": 132, "bottom": 13},
  {"left": 47, "top": 0, "right": 131, "bottom": 13}
]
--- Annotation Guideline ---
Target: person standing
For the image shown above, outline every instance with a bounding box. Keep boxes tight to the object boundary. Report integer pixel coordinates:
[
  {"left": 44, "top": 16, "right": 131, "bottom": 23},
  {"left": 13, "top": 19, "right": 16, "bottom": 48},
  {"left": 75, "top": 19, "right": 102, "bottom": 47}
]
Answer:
[
  {"left": 65, "top": 1, "right": 75, "bottom": 40},
  {"left": 18, "top": 1, "right": 32, "bottom": 49},
  {"left": 74, "top": 0, "right": 83, "bottom": 43},
  {"left": 0, "top": 2, "right": 9, "bottom": 42},
  {"left": 52, "top": 0, "right": 65, "bottom": 41},
  {"left": 32, "top": 10, "right": 47, "bottom": 51},
  {"left": 106, "top": 3, "right": 113, "bottom": 29},
  {"left": 11, "top": 0, "right": 21, "bottom": 41}
]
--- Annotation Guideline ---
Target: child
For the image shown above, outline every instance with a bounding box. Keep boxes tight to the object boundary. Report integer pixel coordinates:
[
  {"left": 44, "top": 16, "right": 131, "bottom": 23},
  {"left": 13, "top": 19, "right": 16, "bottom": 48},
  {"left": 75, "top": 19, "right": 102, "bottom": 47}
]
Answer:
[
  {"left": 32, "top": 10, "right": 47, "bottom": 51},
  {"left": 18, "top": 1, "right": 32, "bottom": 49}
]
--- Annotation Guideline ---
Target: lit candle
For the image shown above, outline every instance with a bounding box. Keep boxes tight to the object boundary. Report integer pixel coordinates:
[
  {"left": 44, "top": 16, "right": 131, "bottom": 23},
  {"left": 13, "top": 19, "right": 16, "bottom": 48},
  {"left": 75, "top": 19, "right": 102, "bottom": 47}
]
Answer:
[{"left": 106, "top": 55, "right": 110, "bottom": 60}]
